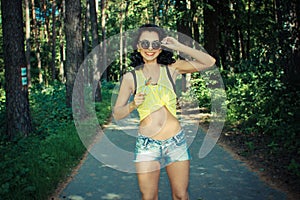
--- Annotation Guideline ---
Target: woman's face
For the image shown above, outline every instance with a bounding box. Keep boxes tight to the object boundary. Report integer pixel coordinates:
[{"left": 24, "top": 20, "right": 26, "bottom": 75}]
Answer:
[{"left": 137, "top": 31, "right": 162, "bottom": 64}]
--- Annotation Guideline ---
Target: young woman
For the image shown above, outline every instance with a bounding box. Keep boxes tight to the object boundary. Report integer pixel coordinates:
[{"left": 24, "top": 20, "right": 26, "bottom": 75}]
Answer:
[{"left": 113, "top": 24, "right": 216, "bottom": 200}]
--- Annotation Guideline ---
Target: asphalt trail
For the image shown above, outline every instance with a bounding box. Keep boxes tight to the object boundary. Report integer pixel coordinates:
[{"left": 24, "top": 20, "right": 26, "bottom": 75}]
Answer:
[{"left": 58, "top": 112, "right": 286, "bottom": 200}]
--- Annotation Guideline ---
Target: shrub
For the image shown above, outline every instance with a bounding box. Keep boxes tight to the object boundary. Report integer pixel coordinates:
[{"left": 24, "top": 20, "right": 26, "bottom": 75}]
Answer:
[{"left": 0, "top": 82, "right": 113, "bottom": 199}]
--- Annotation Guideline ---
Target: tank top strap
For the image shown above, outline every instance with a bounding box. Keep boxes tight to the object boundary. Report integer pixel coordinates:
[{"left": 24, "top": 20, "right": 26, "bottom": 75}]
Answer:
[
  {"left": 164, "top": 65, "right": 176, "bottom": 93},
  {"left": 129, "top": 70, "right": 137, "bottom": 95},
  {"left": 131, "top": 65, "right": 176, "bottom": 94}
]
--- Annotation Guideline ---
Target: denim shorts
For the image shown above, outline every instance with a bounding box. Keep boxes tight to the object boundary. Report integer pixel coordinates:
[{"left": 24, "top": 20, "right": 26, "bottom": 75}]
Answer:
[{"left": 134, "top": 130, "right": 191, "bottom": 166}]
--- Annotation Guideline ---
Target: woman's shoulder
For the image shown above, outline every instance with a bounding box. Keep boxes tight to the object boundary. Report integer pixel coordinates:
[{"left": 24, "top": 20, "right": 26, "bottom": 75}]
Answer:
[
  {"left": 122, "top": 71, "right": 135, "bottom": 81},
  {"left": 120, "top": 71, "right": 136, "bottom": 93},
  {"left": 165, "top": 62, "right": 181, "bottom": 76},
  {"left": 169, "top": 59, "right": 186, "bottom": 68}
]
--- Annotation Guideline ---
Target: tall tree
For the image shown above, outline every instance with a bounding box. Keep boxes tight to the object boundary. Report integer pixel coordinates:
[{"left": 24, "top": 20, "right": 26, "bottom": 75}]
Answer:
[
  {"left": 101, "top": 0, "right": 107, "bottom": 80},
  {"left": 175, "top": 0, "right": 192, "bottom": 92},
  {"left": 292, "top": 0, "right": 300, "bottom": 84},
  {"left": 41, "top": 0, "right": 50, "bottom": 85},
  {"left": 119, "top": 0, "right": 129, "bottom": 76},
  {"left": 281, "top": 0, "right": 300, "bottom": 84},
  {"left": 246, "top": 0, "right": 251, "bottom": 59},
  {"left": 191, "top": 0, "right": 200, "bottom": 43},
  {"left": 175, "top": 0, "right": 192, "bottom": 38},
  {"left": 84, "top": 0, "right": 91, "bottom": 58},
  {"left": 65, "top": 0, "right": 83, "bottom": 107},
  {"left": 51, "top": 0, "right": 57, "bottom": 80},
  {"left": 220, "top": 0, "right": 235, "bottom": 67},
  {"left": 24, "top": 0, "right": 31, "bottom": 87},
  {"left": 90, "top": 0, "right": 102, "bottom": 102},
  {"left": 31, "top": 0, "right": 43, "bottom": 83},
  {"left": 90, "top": 0, "right": 99, "bottom": 49},
  {"left": 1, "top": 0, "right": 32, "bottom": 139},
  {"left": 232, "top": 1, "right": 246, "bottom": 61},
  {"left": 203, "top": 0, "right": 220, "bottom": 62},
  {"left": 58, "top": 0, "right": 66, "bottom": 82}
]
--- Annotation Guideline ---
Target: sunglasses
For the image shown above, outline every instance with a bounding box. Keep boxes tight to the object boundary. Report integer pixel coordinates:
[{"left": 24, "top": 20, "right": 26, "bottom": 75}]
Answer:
[{"left": 138, "top": 40, "right": 161, "bottom": 50}]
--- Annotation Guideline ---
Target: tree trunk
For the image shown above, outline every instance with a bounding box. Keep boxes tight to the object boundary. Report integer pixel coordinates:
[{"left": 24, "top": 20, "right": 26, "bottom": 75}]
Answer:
[
  {"left": 119, "top": 0, "right": 125, "bottom": 76},
  {"left": 203, "top": 0, "right": 220, "bottom": 61},
  {"left": 288, "top": 0, "right": 300, "bottom": 84},
  {"left": 84, "top": 0, "right": 90, "bottom": 58},
  {"left": 41, "top": 0, "right": 51, "bottom": 42},
  {"left": 51, "top": 0, "right": 57, "bottom": 80},
  {"left": 175, "top": 0, "right": 192, "bottom": 39},
  {"left": 233, "top": 1, "right": 246, "bottom": 61},
  {"left": 58, "top": 0, "right": 66, "bottom": 83},
  {"left": 101, "top": 0, "right": 108, "bottom": 81},
  {"left": 191, "top": 0, "right": 200, "bottom": 43},
  {"left": 90, "top": 0, "right": 102, "bottom": 102},
  {"left": 175, "top": 0, "right": 192, "bottom": 92},
  {"left": 31, "top": 0, "right": 43, "bottom": 83},
  {"left": 84, "top": 0, "right": 91, "bottom": 87},
  {"left": 41, "top": 0, "right": 50, "bottom": 85},
  {"left": 247, "top": 0, "right": 251, "bottom": 59},
  {"left": 65, "top": 0, "right": 83, "bottom": 108},
  {"left": 90, "top": 0, "right": 99, "bottom": 48},
  {"left": 123, "top": 1, "right": 129, "bottom": 72},
  {"left": 1, "top": 0, "right": 32, "bottom": 139},
  {"left": 24, "top": 0, "right": 31, "bottom": 87}
]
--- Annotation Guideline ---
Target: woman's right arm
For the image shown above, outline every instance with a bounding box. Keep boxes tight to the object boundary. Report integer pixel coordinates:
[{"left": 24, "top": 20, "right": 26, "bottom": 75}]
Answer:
[{"left": 113, "top": 72, "right": 145, "bottom": 120}]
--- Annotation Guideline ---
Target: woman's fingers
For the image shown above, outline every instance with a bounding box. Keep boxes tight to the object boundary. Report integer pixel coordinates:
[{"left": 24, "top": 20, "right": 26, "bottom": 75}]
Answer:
[
  {"left": 161, "top": 37, "right": 180, "bottom": 50},
  {"left": 161, "top": 36, "right": 172, "bottom": 44},
  {"left": 161, "top": 37, "right": 178, "bottom": 44},
  {"left": 134, "top": 93, "right": 146, "bottom": 106}
]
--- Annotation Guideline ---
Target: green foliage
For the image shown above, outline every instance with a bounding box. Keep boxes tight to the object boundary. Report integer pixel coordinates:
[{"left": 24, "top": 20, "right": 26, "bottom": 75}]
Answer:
[
  {"left": 0, "top": 125, "right": 84, "bottom": 200},
  {"left": 0, "top": 22, "right": 3, "bottom": 89},
  {"left": 30, "top": 82, "right": 72, "bottom": 135},
  {"left": 0, "top": 82, "right": 112, "bottom": 199},
  {"left": 225, "top": 62, "right": 299, "bottom": 139},
  {"left": 0, "top": 88, "right": 5, "bottom": 109},
  {"left": 0, "top": 0, "right": 298, "bottom": 194},
  {"left": 190, "top": 59, "right": 300, "bottom": 177},
  {"left": 228, "top": 64, "right": 299, "bottom": 176},
  {"left": 0, "top": 89, "right": 6, "bottom": 136},
  {"left": 288, "top": 159, "right": 300, "bottom": 177},
  {"left": 189, "top": 74, "right": 211, "bottom": 109},
  {"left": 188, "top": 70, "right": 227, "bottom": 115}
]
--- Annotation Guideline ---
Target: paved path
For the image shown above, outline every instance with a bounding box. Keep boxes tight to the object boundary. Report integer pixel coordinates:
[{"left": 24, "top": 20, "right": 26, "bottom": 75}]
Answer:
[{"left": 58, "top": 110, "right": 286, "bottom": 200}]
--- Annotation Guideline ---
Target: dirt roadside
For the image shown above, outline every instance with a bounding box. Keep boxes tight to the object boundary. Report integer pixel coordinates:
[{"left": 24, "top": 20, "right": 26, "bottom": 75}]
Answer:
[{"left": 198, "top": 121, "right": 300, "bottom": 200}]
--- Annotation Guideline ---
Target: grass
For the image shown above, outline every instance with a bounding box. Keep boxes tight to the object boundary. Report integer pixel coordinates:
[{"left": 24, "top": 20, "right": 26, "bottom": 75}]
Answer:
[{"left": 0, "top": 82, "right": 113, "bottom": 200}]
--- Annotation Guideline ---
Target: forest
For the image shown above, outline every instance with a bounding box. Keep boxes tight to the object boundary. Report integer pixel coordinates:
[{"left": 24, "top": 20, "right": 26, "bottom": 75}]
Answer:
[{"left": 0, "top": 0, "right": 299, "bottom": 199}]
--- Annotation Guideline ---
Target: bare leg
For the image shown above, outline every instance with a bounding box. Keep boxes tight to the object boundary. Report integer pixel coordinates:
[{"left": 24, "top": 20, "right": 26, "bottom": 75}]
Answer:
[
  {"left": 166, "top": 160, "right": 190, "bottom": 200},
  {"left": 136, "top": 161, "right": 161, "bottom": 200}
]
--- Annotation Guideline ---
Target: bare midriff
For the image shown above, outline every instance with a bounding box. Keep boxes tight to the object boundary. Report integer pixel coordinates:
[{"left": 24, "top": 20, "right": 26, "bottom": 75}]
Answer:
[{"left": 138, "top": 106, "right": 181, "bottom": 140}]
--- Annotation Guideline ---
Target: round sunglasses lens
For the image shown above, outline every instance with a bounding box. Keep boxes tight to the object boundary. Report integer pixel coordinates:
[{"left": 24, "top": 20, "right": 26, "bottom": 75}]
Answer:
[
  {"left": 140, "top": 40, "right": 150, "bottom": 49},
  {"left": 152, "top": 41, "right": 161, "bottom": 49}
]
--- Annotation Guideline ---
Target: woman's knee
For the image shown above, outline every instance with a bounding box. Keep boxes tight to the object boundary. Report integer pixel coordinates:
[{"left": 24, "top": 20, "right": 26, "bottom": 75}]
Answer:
[
  {"left": 172, "top": 190, "right": 189, "bottom": 200},
  {"left": 141, "top": 192, "right": 158, "bottom": 200}
]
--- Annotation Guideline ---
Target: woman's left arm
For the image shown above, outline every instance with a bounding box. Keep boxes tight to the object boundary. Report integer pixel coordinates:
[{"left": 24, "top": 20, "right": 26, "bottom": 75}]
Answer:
[{"left": 161, "top": 37, "right": 216, "bottom": 74}]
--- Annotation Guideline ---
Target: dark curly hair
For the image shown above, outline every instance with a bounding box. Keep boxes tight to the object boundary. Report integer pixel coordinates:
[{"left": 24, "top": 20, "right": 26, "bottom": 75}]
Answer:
[{"left": 130, "top": 24, "right": 176, "bottom": 69}]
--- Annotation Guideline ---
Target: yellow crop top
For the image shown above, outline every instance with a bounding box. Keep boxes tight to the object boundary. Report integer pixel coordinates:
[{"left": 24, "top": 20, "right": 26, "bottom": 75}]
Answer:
[{"left": 134, "top": 66, "right": 177, "bottom": 121}]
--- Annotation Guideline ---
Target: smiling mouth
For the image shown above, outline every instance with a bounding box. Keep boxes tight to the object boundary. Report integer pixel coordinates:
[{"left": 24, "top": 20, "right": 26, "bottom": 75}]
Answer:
[{"left": 145, "top": 52, "right": 155, "bottom": 56}]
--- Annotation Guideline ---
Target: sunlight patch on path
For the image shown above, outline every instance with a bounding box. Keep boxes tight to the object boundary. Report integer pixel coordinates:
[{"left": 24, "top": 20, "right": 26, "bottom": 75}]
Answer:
[
  {"left": 67, "top": 195, "right": 85, "bottom": 200},
  {"left": 101, "top": 193, "right": 121, "bottom": 199}
]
